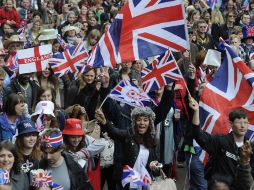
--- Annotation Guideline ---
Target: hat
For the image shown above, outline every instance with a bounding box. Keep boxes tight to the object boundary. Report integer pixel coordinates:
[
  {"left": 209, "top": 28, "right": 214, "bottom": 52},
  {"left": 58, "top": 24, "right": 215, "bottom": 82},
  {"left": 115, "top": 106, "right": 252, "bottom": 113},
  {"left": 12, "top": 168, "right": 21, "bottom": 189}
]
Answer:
[
  {"left": 41, "top": 128, "right": 63, "bottom": 148},
  {"left": 3, "top": 35, "right": 25, "bottom": 49},
  {"left": 17, "top": 119, "right": 38, "bottom": 136},
  {"left": 242, "top": 25, "right": 254, "bottom": 42},
  {"left": 37, "top": 29, "right": 58, "bottom": 41},
  {"left": 31, "top": 101, "right": 55, "bottom": 117},
  {"left": 0, "top": 169, "right": 10, "bottom": 185},
  {"left": 62, "top": 25, "right": 80, "bottom": 36},
  {"left": 62, "top": 118, "right": 84, "bottom": 136}
]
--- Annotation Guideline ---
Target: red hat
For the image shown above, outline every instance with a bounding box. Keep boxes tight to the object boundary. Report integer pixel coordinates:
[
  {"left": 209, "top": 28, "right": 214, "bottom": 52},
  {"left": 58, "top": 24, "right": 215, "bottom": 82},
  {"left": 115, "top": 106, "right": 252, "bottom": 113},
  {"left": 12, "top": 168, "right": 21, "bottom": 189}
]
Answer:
[{"left": 62, "top": 119, "right": 84, "bottom": 136}]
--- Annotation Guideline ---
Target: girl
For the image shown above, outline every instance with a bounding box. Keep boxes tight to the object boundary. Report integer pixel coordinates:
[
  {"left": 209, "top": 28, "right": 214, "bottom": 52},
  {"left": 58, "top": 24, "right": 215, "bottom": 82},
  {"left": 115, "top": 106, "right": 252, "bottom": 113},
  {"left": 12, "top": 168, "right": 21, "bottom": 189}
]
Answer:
[
  {"left": 79, "top": 5, "right": 88, "bottom": 22},
  {"left": 0, "top": 140, "right": 29, "bottom": 190},
  {"left": 62, "top": 25, "right": 81, "bottom": 46},
  {"left": 27, "top": 19, "right": 42, "bottom": 47},
  {"left": 0, "top": 0, "right": 20, "bottom": 29},
  {"left": 84, "top": 29, "right": 100, "bottom": 52}
]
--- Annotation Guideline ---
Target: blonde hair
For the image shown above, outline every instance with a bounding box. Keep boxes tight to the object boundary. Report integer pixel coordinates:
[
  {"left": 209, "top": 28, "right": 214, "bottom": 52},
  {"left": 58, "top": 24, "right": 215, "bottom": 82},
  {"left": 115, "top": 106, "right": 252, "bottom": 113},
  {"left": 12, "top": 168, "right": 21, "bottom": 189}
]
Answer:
[
  {"left": 211, "top": 10, "right": 224, "bottom": 25},
  {"left": 86, "top": 29, "right": 101, "bottom": 48}
]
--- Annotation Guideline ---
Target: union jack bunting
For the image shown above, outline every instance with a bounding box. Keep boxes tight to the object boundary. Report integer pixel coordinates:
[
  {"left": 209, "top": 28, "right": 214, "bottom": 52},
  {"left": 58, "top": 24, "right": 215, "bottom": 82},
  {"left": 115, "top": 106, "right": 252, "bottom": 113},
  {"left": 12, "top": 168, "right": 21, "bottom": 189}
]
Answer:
[
  {"left": 41, "top": 132, "right": 63, "bottom": 148},
  {"left": 108, "top": 80, "right": 156, "bottom": 107},
  {"left": 88, "top": 0, "right": 188, "bottom": 68},
  {"left": 141, "top": 50, "right": 182, "bottom": 92},
  {"left": 199, "top": 39, "right": 254, "bottom": 162},
  {"left": 0, "top": 169, "right": 10, "bottom": 185},
  {"left": 49, "top": 42, "right": 88, "bottom": 77}
]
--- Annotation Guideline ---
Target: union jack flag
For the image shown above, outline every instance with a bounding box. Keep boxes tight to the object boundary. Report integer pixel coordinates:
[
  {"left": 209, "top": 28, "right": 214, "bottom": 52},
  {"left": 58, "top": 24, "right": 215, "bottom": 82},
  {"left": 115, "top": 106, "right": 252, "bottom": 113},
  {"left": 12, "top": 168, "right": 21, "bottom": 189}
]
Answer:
[
  {"left": 141, "top": 50, "right": 182, "bottom": 92},
  {"left": 199, "top": 40, "right": 254, "bottom": 161},
  {"left": 41, "top": 132, "right": 63, "bottom": 148},
  {"left": 0, "top": 169, "right": 10, "bottom": 185},
  {"left": 51, "top": 183, "right": 64, "bottom": 190},
  {"left": 207, "top": 0, "right": 222, "bottom": 10},
  {"left": 88, "top": 0, "right": 188, "bottom": 68},
  {"left": 108, "top": 80, "right": 156, "bottom": 107},
  {"left": 49, "top": 42, "right": 88, "bottom": 77},
  {"left": 31, "top": 169, "right": 53, "bottom": 187},
  {"left": 6, "top": 54, "right": 18, "bottom": 72},
  {"left": 35, "top": 112, "right": 45, "bottom": 132},
  {"left": 56, "top": 34, "right": 68, "bottom": 50},
  {"left": 17, "top": 10, "right": 27, "bottom": 39}
]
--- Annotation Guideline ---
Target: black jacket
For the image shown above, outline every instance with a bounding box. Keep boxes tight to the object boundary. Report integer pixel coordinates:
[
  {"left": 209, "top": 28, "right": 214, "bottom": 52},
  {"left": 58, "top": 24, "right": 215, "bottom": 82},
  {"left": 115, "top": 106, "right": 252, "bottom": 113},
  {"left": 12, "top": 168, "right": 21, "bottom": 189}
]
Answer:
[{"left": 36, "top": 152, "right": 94, "bottom": 190}]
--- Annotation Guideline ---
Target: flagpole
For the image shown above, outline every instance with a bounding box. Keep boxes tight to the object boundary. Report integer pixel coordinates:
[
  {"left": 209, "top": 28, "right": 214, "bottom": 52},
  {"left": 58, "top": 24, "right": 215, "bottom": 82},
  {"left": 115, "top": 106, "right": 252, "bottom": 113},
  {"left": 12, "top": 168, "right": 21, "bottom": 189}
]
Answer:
[{"left": 98, "top": 95, "right": 109, "bottom": 110}]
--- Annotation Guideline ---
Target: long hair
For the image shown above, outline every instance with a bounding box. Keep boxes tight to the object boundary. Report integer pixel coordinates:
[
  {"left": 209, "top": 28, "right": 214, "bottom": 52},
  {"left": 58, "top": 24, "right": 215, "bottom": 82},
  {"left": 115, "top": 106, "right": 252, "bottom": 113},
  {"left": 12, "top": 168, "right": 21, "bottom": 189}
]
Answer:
[
  {"left": 63, "top": 135, "right": 86, "bottom": 152},
  {"left": 0, "top": 141, "right": 20, "bottom": 174},
  {"left": 36, "top": 68, "right": 59, "bottom": 89},
  {"left": 15, "top": 134, "right": 42, "bottom": 166}
]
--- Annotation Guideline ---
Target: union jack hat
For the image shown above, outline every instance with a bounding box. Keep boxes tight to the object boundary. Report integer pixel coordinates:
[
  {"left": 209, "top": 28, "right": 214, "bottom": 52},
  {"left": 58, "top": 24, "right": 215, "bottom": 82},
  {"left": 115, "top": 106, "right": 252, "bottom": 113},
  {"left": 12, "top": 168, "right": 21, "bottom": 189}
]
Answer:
[
  {"left": 41, "top": 129, "right": 63, "bottom": 148},
  {"left": 242, "top": 24, "right": 254, "bottom": 41},
  {"left": 0, "top": 169, "right": 10, "bottom": 185}
]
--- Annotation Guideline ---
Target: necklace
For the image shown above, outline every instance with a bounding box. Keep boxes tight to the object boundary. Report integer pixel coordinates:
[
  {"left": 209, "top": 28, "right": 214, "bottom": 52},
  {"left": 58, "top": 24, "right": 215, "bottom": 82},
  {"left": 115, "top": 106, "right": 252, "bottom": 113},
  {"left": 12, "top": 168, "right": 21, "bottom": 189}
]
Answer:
[{"left": 17, "top": 81, "right": 29, "bottom": 98}]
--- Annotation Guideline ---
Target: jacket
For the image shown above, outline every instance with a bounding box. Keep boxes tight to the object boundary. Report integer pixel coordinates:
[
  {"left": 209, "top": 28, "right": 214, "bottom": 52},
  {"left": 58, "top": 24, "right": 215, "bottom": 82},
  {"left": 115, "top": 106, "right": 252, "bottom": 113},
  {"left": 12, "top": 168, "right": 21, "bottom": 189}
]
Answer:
[
  {"left": 37, "top": 151, "right": 94, "bottom": 190},
  {"left": 0, "top": 8, "right": 20, "bottom": 28},
  {"left": 11, "top": 171, "right": 29, "bottom": 190},
  {"left": 192, "top": 124, "right": 254, "bottom": 181}
]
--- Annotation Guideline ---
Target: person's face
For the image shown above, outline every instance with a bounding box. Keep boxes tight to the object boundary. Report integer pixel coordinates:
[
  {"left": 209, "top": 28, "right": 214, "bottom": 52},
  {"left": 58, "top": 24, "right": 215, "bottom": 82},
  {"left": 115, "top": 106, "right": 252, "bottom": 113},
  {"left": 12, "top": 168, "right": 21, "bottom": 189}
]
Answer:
[
  {"left": 68, "top": 136, "right": 83, "bottom": 148},
  {"left": 23, "top": 133, "right": 38, "bottom": 149},
  {"left": 43, "top": 148, "right": 62, "bottom": 167},
  {"left": 67, "top": 30, "right": 76, "bottom": 37},
  {"left": 8, "top": 43, "right": 22, "bottom": 53},
  {"left": 19, "top": 74, "right": 31, "bottom": 84},
  {"left": 192, "top": 12, "right": 200, "bottom": 22},
  {"left": 67, "top": 15, "right": 76, "bottom": 24},
  {"left": 231, "top": 37, "right": 240, "bottom": 47},
  {"left": 88, "top": 17, "right": 97, "bottom": 26},
  {"left": 47, "top": 1, "right": 54, "bottom": 10},
  {"left": 245, "top": 38, "right": 254, "bottom": 46},
  {"left": 121, "top": 61, "right": 132, "bottom": 70},
  {"left": 22, "top": 0, "right": 30, "bottom": 9},
  {"left": 0, "top": 148, "right": 14, "bottom": 172},
  {"left": 81, "top": 23, "right": 88, "bottom": 34},
  {"left": 33, "top": 15, "right": 41, "bottom": 22},
  {"left": 211, "top": 182, "right": 230, "bottom": 190},
  {"left": 81, "top": 6, "right": 88, "bottom": 14},
  {"left": 242, "top": 15, "right": 250, "bottom": 25},
  {"left": 5, "top": 0, "right": 13, "bottom": 11},
  {"left": 227, "top": 13, "right": 235, "bottom": 23},
  {"left": 88, "top": 10, "right": 95, "bottom": 18},
  {"left": 15, "top": 101, "right": 25, "bottom": 116},
  {"left": 89, "top": 35, "right": 99, "bottom": 46},
  {"left": 3, "top": 24, "right": 11, "bottom": 34},
  {"left": 52, "top": 43, "right": 60, "bottom": 53},
  {"left": 40, "top": 90, "right": 53, "bottom": 102},
  {"left": 42, "top": 67, "right": 51, "bottom": 78},
  {"left": 83, "top": 70, "right": 95, "bottom": 84},
  {"left": 33, "top": 21, "right": 41, "bottom": 31},
  {"left": 136, "top": 116, "right": 150, "bottom": 135},
  {"left": 198, "top": 23, "right": 207, "bottom": 34},
  {"left": 43, "top": 115, "right": 53, "bottom": 128},
  {"left": 227, "top": 1, "right": 234, "bottom": 10},
  {"left": 132, "top": 61, "right": 143, "bottom": 73},
  {"left": 231, "top": 117, "right": 249, "bottom": 137},
  {"left": 204, "top": 13, "right": 210, "bottom": 21}
]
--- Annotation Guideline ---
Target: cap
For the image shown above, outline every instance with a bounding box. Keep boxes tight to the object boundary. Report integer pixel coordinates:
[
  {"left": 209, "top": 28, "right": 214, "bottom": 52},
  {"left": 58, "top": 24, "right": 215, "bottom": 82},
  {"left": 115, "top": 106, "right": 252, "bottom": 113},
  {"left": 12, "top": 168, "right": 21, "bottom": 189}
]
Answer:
[
  {"left": 17, "top": 119, "right": 38, "bottom": 136},
  {"left": 62, "top": 118, "right": 84, "bottom": 136}
]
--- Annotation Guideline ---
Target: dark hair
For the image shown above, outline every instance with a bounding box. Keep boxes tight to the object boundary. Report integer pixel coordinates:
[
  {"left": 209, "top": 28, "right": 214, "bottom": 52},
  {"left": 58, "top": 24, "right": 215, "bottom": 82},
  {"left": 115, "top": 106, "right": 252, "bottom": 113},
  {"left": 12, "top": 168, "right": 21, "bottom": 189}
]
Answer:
[
  {"left": 229, "top": 109, "right": 248, "bottom": 122},
  {"left": 63, "top": 135, "right": 86, "bottom": 152},
  {"left": 36, "top": 68, "right": 59, "bottom": 89},
  {"left": 208, "top": 174, "right": 232, "bottom": 190},
  {"left": 194, "top": 49, "right": 207, "bottom": 68},
  {"left": 0, "top": 140, "right": 20, "bottom": 174},
  {"left": 4, "top": 93, "right": 24, "bottom": 116},
  {"left": 35, "top": 87, "right": 56, "bottom": 107},
  {"left": 33, "top": 10, "right": 42, "bottom": 18}
]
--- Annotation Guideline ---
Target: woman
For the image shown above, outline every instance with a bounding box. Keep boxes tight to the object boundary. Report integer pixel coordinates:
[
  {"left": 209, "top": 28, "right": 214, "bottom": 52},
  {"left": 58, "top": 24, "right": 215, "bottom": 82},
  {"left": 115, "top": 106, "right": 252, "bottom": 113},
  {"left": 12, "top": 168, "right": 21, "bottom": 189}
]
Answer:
[
  {"left": 40, "top": 0, "right": 59, "bottom": 29},
  {"left": 1, "top": 23, "right": 14, "bottom": 42},
  {"left": 67, "top": 68, "right": 100, "bottom": 120},
  {"left": 0, "top": 93, "right": 25, "bottom": 142},
  {"left": 188, "top": 10, "right": 201, "bottom": 28},
  {"left": 84, "top": 29, "right": 101, "bottom": 52},
  {"left": 0, "top": 140, "right": 29, "bottom": 190},
  {"left": 62, "top": 118, "right": 105, "bottom": 190},
  {"left": 0, "top": 0, "right": 20, "bottom": 29},
  {"left": 79, "top": 5, "right": 88, "bottom": 22},
  {"left": 15, "top": 119, "right": 41, "bottom": 174},
  {"left": 27, "top": 19, "right": 42, "bottom": 47},
  {"left": 95, "top": 108, "right": 161, "bottom": 190}
]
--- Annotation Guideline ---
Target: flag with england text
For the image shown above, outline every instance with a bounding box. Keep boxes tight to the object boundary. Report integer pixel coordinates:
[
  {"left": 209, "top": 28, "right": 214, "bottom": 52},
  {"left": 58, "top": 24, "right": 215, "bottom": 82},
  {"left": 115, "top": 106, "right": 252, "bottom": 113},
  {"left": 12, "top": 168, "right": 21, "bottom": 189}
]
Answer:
[
  {"left": 17, "top": 44, "right": 53, "bottom": 74},
  {"left": 88, "top": 0, "right": 189, "bottom": 68},
  {"left": 109, "top": 80, "right": 156, "bottom": 107},
  {"left": 199, "top": 40, "right": 254, "bottom": 162},
  {"left": 49, "top": 42, "right": 88, "bottom": 77},
  {"left": 141, "top": 50, "right": 182, "bottom": 92}
]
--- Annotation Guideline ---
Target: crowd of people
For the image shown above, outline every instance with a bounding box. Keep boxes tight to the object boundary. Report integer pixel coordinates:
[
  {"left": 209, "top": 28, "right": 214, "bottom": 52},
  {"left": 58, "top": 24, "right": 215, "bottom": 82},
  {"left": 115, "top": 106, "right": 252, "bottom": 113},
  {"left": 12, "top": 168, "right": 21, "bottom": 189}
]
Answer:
[{"left": 0, "top": 0, "right": 253, "bottom": 190}]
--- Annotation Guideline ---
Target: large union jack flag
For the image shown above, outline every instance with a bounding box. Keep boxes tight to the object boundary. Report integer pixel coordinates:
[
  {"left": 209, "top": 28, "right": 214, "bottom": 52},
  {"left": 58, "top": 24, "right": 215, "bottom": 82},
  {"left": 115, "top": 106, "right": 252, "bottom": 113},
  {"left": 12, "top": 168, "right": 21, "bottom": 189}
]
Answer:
[
  {"left": 141, "top": 50, "right": 182, "bottom": 92},
  {"left": 88, "top": 0, "right": 188, "bottom": 68},
  {"left": 109, "top": 80, "right": 156, "bottom": 107},
  {"left": 199, "top": 40, "right": 254, "bottom": 161},
  {"left": 49, "top": 43, "right": 88, "bottom": 77}
]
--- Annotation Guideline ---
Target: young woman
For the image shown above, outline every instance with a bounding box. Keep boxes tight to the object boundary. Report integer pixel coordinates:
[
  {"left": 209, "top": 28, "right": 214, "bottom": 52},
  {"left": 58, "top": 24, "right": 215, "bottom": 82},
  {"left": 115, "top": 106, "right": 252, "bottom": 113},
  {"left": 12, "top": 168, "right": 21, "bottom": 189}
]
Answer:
[
  {"left": 0, "top": 140, "right": 29, "bottom": 190},
  {"left": 0, "top": 93, "right": 25, "bottom": 142},
  {"left": 84, "top": 29, "right": 101, "bottom": 52},
  {"left": 27, "top": 19, "right": 42, "bottom": 47},
  {"left": 15, "top": 120, "right": 41, "bottom": 174},
  {"left": 62, "top": 118, "right": 105, "bottom": 190}
]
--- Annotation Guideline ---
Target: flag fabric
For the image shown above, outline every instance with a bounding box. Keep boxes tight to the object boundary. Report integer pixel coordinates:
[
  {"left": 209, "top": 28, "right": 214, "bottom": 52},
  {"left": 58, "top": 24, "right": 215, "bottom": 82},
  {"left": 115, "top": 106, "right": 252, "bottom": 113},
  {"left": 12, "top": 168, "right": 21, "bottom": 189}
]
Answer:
[
  {"left": 49, "top": 42, "right": 88, "bottom": 77},
  {"left": 108, "top": 80, "right": 156, "bottom": 107},
  {"left": 41, "top": 132, "right": 63, "bottom": 148},
  {"left": 141, "top": 50, "right": 182, "bottom": 92},
  {"left": 199, "top": 40, "right": 254, "bottom": 162},
  {"left": 121, "top": 165, "right": 148, "bottom": 188},
  {"left": 17, "top": 10, "right": 27, "bottom": 39},
  {"left": 31, "top": 169, "right": 53, "bottom": 188},
  {"left": 0, "top": 169, "right": 10, "bottom": 185},
  {"left": 242, "top": 0, "right": 249, "bottom": 11},
  {"left": 56, "top": 34, "right": 68, "bottom": 50},
  {"left": 6, "top": 54, "right": 18, "bottom": 72},
  {"left": 88, "top": 0, "right": 189, "bottom": 68},
  {"left": 17, "top": 44, "right": 53, "bottom": 74},
  {"left": 207, "top": 0, "right": 222, "bottom": 10},
  {"left": 35, "top": 112, "right": 45, "bottom": 132}
]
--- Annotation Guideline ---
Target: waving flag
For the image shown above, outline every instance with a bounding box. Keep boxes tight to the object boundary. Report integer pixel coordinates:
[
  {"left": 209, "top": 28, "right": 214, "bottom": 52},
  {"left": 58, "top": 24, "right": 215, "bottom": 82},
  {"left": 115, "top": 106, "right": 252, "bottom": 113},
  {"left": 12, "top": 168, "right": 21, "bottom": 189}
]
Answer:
[
  {"left": 109, "top": 80, "right": 156, "bottom": 107},
  {"left": 49, "top": 42, "right": 88, "bottom": 77},
  {"left": 6, "top": 54, "right": 18, "bottom": 72},
  {"left": 17, "top": 44, "right": 53, "bottom": 74},
  {"left": 88, "top": 0, "right": 189, "bottom": 68},
  {"left": 17, "top": 10, "right": 27, "bottom": 39},
  {"left": 207, "top": 0, "right": 222, "bottom": 10},
  {"left": 56, "top": 34, "right": 68, "bottom": 50},
  {"left": 199, "top": 40, "right": 254, "bottom": 161},
  {"left": 141, "top": 50, "right": 182, "bottom": 92}
]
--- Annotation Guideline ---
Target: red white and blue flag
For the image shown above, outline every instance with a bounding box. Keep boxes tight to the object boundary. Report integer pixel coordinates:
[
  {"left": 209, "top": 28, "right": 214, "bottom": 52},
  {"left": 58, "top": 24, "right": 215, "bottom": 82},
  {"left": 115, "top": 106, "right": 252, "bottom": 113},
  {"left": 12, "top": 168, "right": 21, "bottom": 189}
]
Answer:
[
  {"left": 56, "top": 34, "right": 68, "bottom": 50},
  {"left": 17, "top": 10, "right": 27, "bottom": 39},
  {"left": 141, "top": 50, "right": 182, "bottom": 93},
  {"left": 42, "top": 132, "right": 63, "bottom": 148},
  {"left": 88, "top": 0, "right": 188, "bottom": 68},
  {"left": 0, "top": 169, "right": 10, "bottom": 185},
  {"left": 109, "top": 80, "right": 156, "bottom": 107},
  {"left": 6, "top": 54, "right": 18, "bottom": 72},
  {"left": 49, "top": 42, "right": 88, "bottom": 77},
  {"left": 199, "top": 40, "right": 254, "bottom": 161}
]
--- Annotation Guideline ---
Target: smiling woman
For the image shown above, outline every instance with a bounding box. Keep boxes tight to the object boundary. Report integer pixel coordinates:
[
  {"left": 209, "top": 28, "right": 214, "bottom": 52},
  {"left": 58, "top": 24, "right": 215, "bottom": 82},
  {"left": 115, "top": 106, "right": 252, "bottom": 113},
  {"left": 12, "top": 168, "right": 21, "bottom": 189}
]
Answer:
[{"left": 0, "top": 141, "right": 29, "bottom": 190}]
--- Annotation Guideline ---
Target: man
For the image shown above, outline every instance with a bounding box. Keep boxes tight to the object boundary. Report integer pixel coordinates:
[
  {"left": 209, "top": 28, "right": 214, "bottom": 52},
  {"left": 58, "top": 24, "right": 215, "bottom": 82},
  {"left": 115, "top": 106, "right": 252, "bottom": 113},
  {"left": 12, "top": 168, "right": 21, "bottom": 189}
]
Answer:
[
  {"left": 37, "top": 128, "right": 94, "bottom": 190},
  {"left": 188, "top": 96, "right": 254, "bottom": 183},
  {"left": 195, "top": 19, "right": 214, "bottom": 50}
]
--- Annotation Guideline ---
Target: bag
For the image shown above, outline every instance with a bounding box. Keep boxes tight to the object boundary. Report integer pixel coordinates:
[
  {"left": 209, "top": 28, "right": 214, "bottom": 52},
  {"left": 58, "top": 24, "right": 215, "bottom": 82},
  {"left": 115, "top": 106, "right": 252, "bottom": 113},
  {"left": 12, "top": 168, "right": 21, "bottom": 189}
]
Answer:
[
  {"left": 148, "top": 170, "right": 177, "bottom": 190},
  {"left": 100, "top": 139, "right": 114, "bottom": 168}
]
